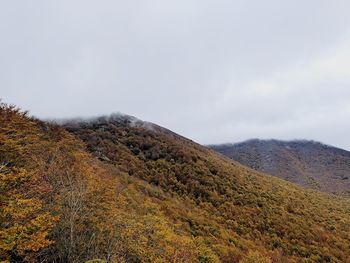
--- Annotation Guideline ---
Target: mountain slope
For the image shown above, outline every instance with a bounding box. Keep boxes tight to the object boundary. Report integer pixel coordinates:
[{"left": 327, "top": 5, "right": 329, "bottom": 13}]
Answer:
[
  {"left": 0, "top": 105, "right": 221, "bottom": 262},
  {"left": 2, "top": 103, "right": 350, "bottom": 262},
  {"left": 209, "top": 139, "right": 350, "bottom": 195},
  {"left": 64, "top": 115, "right": 350, "bottom": 262}
]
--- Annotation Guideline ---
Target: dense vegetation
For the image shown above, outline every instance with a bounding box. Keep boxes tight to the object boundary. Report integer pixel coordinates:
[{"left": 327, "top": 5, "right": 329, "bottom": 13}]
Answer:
[
  {"left": 1, "top": 104, "right": 350, "bottom": 262},
  {"left": 65, "top": 115, "right": 350, "bottom": 262},
  {"left": 210, "top": 139, "right": 350, "bottom": 195},
  {"left": 0, "top": 105, "right": 216, "bottom": 262}
]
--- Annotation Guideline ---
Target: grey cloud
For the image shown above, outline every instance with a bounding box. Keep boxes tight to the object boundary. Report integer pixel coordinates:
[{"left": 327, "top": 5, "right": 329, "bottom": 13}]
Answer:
[{"left": 1, "top": 0, "right": 350, "bottom": 150}]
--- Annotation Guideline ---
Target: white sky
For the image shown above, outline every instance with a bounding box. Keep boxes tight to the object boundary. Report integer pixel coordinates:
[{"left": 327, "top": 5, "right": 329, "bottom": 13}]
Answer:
[{"left": 1, "top": 1, "right": 350, "bottom": 150}]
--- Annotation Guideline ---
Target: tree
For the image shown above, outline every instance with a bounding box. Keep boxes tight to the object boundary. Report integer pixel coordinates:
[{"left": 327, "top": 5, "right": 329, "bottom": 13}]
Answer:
[
  {"left": 240, "top": 251, "right": 272, "bottom": 263},
  {"left": 0, "top": 103, "right": 57, "bottom": 261},
  {"left": 0, "top": 166, "right": 56, "bottom": 261}
]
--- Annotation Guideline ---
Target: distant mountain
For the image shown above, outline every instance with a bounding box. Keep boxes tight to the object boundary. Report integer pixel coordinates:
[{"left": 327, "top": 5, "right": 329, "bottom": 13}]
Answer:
[{"left": 210, "top": 139, "right": 350, "bottom": 195}]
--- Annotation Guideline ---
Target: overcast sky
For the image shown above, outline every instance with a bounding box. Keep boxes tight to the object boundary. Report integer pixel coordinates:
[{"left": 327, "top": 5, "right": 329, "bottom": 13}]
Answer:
[{"left": 1, "top": 1, "right": 350, "bottom": 150}]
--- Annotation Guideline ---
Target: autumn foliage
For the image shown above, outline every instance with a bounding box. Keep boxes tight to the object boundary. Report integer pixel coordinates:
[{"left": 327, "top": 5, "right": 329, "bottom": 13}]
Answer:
[
  {"left": 0, "top": 104, "right": 57, "bottom": 261},
  {"left": 1, "top": 103, "right": 350, "bottom": 262}
]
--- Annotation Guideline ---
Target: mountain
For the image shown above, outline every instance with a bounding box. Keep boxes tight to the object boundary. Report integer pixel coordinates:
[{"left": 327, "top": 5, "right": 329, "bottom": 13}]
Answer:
[
  {"left": 2, "top": 103, "right": 350, "bottom": 263},
  {"left": 209, "top": 139, "right": 350, "bottom": 195}
]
